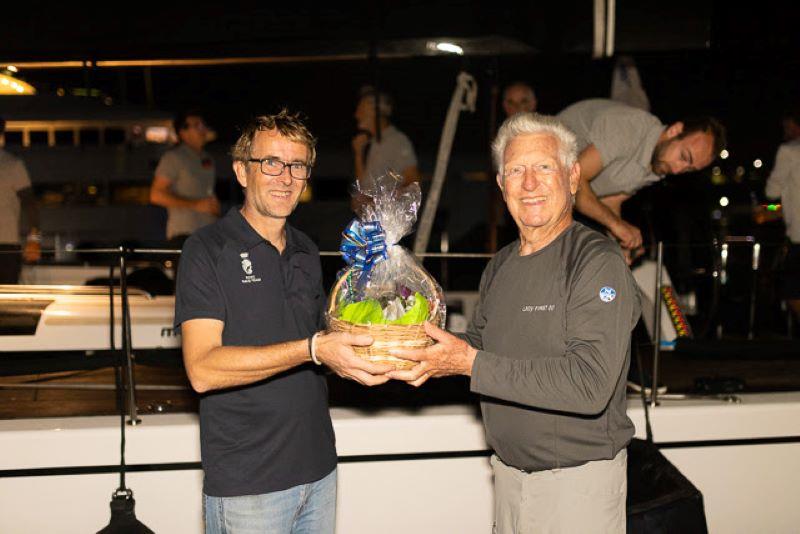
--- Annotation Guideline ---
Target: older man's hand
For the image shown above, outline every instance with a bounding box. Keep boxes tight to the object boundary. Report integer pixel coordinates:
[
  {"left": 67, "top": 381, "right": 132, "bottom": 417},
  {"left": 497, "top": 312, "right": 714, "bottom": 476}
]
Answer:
[{"left": 387, "top": 322, "right": 478, "bottom": 387}]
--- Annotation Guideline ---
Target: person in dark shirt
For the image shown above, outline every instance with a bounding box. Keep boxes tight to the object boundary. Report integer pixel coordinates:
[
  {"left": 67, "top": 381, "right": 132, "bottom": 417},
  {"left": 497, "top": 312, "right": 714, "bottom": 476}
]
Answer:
[
  {"left": 175, "top": 109, "right": 391, "bottom": 534},
  {"left": 390, "top": 112, "right": 640, "bottom": 533}
]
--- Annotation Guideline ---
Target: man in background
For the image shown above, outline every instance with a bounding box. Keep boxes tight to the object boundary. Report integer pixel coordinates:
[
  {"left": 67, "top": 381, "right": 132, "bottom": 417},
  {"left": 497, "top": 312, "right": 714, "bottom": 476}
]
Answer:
[
  {"left": 765, "top": 108, "right": 800, "bottom": 322},
  {"left": 501, "top": 81, "right": 537, "bottom": 117},
  {"left": 150, "top": 109, "right": 220, "bottom": 247},
  {"left": 352, "top": 86, "right": 420, "bottom": 189},
  {"left": 0, "top": 117, "right": 40, "bottom": 283},
  {"left": 558, "top": 98, "right": 726, "bottom": 261}
]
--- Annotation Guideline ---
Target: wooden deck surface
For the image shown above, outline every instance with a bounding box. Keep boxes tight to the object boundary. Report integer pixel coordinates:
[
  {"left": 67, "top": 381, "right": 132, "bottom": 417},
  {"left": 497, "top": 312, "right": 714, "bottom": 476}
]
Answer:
[{"left": 2, "top": 348, "right": 800, "bottom": 419}]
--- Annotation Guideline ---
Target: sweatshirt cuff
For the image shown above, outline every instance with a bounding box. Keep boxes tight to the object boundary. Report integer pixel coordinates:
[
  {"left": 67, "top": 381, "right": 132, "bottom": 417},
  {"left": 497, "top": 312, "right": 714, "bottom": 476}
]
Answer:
[{"left": 469, "top": 350, "right": 496, "bottom": 394}]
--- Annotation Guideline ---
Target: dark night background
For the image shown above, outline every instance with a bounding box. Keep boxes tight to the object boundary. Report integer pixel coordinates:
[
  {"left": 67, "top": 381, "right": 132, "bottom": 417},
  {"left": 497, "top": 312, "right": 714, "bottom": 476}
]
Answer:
[{"left": 3, "top": 1, "right": 800, "bottom": 331}]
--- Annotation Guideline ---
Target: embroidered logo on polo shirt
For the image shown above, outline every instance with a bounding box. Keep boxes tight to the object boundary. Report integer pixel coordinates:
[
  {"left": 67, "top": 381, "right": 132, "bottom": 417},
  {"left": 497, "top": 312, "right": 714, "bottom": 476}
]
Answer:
[
  {"left": 240, "top": 252, "right": 261, "bottom": 284},
  {"left": 599, "top": 286, "right": 616, "bottom": 302},
  {"left": 240, "top": 253, "right": 253, "bottom": 275}
]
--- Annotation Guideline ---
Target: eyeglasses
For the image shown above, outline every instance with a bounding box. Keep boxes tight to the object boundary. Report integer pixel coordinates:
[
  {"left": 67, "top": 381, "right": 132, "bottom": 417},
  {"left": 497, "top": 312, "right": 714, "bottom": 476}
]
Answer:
[
  {"left": 503, "top": 163, "right": 559, "bottom": 179},
  {"left": 246, "top": 157, "right": 311, "bottom": 180}
]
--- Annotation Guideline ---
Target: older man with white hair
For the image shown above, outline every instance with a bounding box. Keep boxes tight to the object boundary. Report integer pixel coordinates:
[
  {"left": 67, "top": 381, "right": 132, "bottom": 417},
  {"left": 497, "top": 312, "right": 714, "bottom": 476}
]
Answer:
[{"left": 390, "top": 113, "right": 641, "bottom": 533}]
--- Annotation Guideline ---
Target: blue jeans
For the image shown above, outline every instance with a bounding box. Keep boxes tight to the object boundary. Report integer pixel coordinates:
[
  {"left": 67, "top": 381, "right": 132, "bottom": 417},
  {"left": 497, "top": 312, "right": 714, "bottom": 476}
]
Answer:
[{"left": 204, "top": 468, "right": 337, "bottom": 534}]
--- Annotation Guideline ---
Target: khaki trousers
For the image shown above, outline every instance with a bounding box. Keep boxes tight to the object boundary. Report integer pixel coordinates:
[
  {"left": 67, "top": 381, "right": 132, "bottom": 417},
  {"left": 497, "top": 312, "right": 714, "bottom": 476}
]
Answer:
[{"left": 491, "top": 449, "right": 627, "bottom": 534}]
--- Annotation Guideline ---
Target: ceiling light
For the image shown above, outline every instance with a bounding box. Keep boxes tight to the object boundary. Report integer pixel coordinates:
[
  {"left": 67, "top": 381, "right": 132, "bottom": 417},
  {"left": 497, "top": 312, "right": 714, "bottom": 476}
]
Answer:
[{"left": 427, "top": 41, "right": 464, "bottom": 55}]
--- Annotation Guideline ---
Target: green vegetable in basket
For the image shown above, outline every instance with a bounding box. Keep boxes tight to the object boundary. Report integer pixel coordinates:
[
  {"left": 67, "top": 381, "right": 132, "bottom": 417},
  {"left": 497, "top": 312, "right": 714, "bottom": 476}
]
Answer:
[
  {"left": 339, "top": 299, "right": 384, "bottom": 324},
  {"left": 390, "top": 292, "right": 429, "bottom": 325}
]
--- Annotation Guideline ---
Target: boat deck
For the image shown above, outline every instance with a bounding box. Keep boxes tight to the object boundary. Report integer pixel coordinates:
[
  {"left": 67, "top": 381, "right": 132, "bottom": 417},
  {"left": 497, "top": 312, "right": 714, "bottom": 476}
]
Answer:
[{"left": 2, "top": 345, "right": 800, "bottom": 419}]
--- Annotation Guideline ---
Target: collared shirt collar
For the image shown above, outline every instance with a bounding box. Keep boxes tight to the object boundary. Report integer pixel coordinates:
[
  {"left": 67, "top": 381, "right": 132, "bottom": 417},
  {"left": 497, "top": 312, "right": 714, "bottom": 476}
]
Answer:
[
  {"left": 221, "top": 207, "right": 312, "bottom": 255},
  {"left": 177, "top": 142, "right": 207, "bottom": 160},
  {"left": 374, "top": 124, "right": 398, "bottom": 144}
]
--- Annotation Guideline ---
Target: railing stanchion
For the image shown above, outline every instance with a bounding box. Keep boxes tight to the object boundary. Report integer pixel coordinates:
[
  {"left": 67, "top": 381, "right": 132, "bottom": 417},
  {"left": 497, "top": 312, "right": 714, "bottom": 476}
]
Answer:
[{"left": 652, "top": 241, "right": 664, "bottom": 407}]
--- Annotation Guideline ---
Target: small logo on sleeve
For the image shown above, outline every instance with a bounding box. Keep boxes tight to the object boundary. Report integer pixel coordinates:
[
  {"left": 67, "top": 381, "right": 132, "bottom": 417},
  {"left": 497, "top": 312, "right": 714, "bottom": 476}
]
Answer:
[{"left": 599, "top": 286, "right": 616, "bottom": 303}]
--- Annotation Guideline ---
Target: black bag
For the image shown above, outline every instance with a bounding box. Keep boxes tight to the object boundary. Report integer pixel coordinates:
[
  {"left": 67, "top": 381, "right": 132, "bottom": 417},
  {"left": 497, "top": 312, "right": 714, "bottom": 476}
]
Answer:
[
  {"left": 626, "top": 438, "right": 708, "bottom": 533},
  {"left": 626, "top": 342, "right": 708, "bottom": 533}
]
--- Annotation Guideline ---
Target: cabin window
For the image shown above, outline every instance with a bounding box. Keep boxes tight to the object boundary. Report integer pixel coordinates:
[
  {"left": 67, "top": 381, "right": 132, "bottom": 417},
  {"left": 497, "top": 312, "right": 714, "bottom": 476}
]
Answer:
[
  {"left": 29, "top": 131, "right": 49, "bottom": 146},
  {"left": 105, "top": 128, "right": 126, "bottom": 145},
  {"left": 3, "top": 131, "right": 22, "bottom": 146},
  {"left": 81, "top": 129, "right": 100, "bottom": 145},
  {"left": 54, "top": 130, "right": 73, "bottom": 146}
]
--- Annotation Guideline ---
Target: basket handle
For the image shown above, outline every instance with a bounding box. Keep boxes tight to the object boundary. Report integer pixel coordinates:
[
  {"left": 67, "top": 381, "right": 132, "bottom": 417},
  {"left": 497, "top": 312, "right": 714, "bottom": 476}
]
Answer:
[{"left": 327, "top": 268, "right": 354, "bottom": 315}]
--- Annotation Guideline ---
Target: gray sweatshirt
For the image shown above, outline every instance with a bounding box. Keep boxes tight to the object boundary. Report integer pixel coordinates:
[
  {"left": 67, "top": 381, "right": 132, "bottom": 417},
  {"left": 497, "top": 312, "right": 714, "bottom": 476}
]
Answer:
[{"left": 468, "top": 222, "right": 640, "bottom": 471}]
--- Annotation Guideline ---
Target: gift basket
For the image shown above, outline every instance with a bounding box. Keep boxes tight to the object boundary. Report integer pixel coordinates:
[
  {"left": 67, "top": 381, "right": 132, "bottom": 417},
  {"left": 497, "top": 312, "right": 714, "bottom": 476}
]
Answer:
[{"left": 327, "top": 172, "right": 446, "bottom": 370}]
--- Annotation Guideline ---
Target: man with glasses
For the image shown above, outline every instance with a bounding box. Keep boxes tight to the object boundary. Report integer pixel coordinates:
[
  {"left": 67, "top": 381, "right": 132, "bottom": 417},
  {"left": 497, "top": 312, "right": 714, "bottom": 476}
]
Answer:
[
  {"left": 175, "top": 109, "right": 392, "bottom": 534},
  {"left": 389, "top": 113, "right": 641, "bottom": 533},
  {"left": 150, "top": 109, "right": 220, "bottom": 247}
]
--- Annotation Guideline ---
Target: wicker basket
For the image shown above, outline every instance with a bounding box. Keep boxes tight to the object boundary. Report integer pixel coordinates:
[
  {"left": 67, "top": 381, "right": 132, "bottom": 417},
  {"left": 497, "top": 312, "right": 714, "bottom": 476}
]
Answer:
[{"left": 327, "top": 267, "right": 441, "bottom": 370}]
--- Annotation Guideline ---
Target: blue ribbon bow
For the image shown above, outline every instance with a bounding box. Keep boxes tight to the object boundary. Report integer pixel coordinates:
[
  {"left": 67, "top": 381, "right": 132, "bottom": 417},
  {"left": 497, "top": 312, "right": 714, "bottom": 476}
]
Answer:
[{"left": 340, "top": 219, "right": 388, "bottom": 283}]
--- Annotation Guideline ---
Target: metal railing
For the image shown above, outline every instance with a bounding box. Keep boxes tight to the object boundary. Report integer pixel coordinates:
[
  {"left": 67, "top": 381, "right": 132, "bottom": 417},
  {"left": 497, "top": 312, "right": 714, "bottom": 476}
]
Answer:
[{"left": 2, "top": 238, "right": 795, "bottom": 417}]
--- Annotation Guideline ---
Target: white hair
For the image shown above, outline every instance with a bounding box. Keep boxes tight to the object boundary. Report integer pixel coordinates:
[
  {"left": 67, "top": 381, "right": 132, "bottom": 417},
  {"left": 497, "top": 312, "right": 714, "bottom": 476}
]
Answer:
[{"left": 491, "top": 112, "right": 578, "bottom": 173}]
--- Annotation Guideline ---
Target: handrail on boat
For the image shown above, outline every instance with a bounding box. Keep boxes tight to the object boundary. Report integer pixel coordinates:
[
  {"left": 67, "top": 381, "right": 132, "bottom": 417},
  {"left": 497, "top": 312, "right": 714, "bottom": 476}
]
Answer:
[{"left": 0, "top": 239, "right": 792, "bottom": 421}]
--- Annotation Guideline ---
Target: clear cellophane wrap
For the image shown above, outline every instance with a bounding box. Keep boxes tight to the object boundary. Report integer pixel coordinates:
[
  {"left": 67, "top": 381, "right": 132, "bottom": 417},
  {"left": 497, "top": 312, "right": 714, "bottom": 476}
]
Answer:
[{"left": 326, "top": 172, "right": 446, "bottom": 368}]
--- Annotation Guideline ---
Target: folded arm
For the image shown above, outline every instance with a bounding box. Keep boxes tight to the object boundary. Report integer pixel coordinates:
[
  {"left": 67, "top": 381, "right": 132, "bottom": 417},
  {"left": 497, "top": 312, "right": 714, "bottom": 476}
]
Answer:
[{"left": 150, "top": 175, "right": 219, "bottom": 215}]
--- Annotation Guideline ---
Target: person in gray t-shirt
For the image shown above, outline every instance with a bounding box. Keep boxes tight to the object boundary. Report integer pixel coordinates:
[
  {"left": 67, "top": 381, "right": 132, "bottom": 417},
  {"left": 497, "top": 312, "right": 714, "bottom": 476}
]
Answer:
[
  {"left": 150, "top": 110, "right": 220, "bottom": 243},
  {"left": 557, "top": 99, "right": 726, "bottom": 261},
  {"left": 352, "top": 86, "right": 420, "bottom": 191},
  {"left": 0, "top": 117, "right": 40, "bottom": 283},
  {"left": 764, "top": 108, "right": 800, "bottom": 322},
  {"left": 390, "top": 113, "right": 641, "bottom": 533}
]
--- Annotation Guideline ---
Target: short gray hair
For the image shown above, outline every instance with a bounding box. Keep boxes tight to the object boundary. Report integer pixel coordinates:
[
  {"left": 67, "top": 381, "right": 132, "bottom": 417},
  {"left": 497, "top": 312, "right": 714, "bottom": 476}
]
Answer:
[
  {"left": 491, "top": 113, "right": 578, "bottom": 173},
  {"left": 230, "top": 108, "right": 317, "bottom": 166}
]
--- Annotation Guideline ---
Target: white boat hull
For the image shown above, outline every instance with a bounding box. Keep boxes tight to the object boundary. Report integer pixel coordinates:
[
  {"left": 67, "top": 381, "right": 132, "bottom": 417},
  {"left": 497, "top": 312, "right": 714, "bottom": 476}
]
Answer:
[
  {"left": 1, "top": 393, "right": 799, "bottom": 533},
  {"left": 0, "top": 286, "right": 179, "bottom": 352}
]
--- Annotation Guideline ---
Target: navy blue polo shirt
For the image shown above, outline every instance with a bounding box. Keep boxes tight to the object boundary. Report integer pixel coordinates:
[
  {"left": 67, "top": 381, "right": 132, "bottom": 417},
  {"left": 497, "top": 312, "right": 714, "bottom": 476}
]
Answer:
[{"left": 174, "top": 207, "right": 336, "bottom": 497}]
